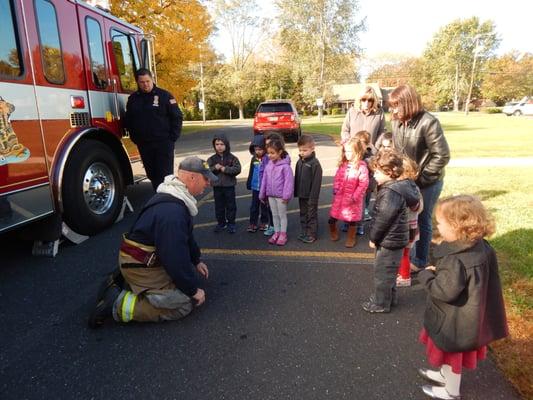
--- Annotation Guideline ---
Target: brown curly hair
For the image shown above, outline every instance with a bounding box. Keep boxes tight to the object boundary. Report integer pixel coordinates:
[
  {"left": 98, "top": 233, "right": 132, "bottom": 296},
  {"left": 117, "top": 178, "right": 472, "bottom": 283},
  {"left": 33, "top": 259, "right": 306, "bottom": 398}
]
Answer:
[
  {"left": 369, "top": 149, "right": 404, "bottom": 179},
  {"left": 400, "top": 155, "right": 419, "bottom": 180},
  {"left": 436, "top": 195, "right": 496, "bottom": 242}
]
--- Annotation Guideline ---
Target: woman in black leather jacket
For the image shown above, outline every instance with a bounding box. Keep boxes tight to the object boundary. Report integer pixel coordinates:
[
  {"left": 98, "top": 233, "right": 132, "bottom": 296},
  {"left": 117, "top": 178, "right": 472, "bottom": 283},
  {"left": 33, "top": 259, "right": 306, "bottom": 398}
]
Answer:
[{"left": 389, "top": 85, "right": 450, "bottom": 270}]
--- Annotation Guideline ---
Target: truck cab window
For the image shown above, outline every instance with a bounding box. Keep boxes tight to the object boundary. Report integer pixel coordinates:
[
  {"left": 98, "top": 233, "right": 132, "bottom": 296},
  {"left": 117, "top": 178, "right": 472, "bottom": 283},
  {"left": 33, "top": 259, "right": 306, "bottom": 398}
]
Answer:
[
  {"left": 111, "top": 30, "right": 136, "bottom": 92},
  {"left": 86, "top": 17, "right": 106, "bottom": 88},
  {"left": 129, "top": 35, "right": 140, "bottom": 72},
  {"left": 0, "top": 0, "right": 23, "bottom": 78},
  {"left": 35, "top": 0, "right": 65, "bottom": 84}
]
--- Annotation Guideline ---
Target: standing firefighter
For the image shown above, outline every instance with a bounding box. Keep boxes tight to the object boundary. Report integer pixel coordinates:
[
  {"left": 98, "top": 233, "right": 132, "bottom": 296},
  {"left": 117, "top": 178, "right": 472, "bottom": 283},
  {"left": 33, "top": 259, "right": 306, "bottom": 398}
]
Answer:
[
  {"left": 88, "top": 156, "right": 217, "bottom": 327},
  {"left": 124, "top": 68, "right": 183, "bottom": 191}
]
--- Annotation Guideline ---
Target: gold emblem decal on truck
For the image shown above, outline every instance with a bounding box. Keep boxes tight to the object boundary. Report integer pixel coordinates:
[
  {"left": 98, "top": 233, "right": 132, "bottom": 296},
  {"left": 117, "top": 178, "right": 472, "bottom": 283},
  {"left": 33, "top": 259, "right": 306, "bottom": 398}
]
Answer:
[{"left": 0, "top": 96, "right": 30, "bottom": 166}]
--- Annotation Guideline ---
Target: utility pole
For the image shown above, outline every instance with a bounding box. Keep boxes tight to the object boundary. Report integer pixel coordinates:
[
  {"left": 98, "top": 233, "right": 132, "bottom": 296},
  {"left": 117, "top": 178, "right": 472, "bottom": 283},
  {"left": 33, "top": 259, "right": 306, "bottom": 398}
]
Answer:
[
  {"left": 465, "top": 33, "right": 490, "bottom": 115},
  {"left": 199, "top": 51, "right": 206, "bottom": 124}
]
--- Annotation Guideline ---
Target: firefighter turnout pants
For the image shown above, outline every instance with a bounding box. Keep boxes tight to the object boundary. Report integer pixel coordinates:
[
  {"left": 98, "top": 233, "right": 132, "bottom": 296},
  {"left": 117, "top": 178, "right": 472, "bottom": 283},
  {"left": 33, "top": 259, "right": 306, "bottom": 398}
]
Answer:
[{"left": 114, "top": 238, "right": 193, "bottom": 323}]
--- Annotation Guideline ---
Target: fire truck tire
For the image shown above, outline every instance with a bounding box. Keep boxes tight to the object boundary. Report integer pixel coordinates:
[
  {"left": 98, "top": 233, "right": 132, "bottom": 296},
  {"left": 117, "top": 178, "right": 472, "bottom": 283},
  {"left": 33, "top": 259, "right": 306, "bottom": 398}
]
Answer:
[{"left": 62, "top": 140, "right": 125, "bottom": 235}]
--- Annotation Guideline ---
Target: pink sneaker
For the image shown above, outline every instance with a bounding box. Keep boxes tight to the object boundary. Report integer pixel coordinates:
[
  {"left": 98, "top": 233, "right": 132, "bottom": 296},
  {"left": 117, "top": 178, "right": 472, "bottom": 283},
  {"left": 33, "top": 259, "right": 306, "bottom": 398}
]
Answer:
[
  {"left": 268, "top": 232, "right": 280, "bottom": 244},
  {"left": 276, "top": 232, "right": 288, "bottom": 246}
]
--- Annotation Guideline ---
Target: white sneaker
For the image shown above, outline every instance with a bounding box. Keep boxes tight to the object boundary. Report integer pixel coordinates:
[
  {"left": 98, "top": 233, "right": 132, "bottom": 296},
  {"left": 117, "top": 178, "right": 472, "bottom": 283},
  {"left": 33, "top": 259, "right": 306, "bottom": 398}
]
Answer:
[{"left": 396, "top": 276, "right": 411, "bottom": 287}]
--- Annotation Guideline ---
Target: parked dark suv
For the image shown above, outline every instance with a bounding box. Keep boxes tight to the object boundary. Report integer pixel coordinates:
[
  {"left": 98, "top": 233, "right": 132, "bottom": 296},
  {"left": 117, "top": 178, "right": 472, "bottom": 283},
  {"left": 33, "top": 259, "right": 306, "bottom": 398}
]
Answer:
[{"left": 253, "top": 100, "right": 301, "bottom": 142}]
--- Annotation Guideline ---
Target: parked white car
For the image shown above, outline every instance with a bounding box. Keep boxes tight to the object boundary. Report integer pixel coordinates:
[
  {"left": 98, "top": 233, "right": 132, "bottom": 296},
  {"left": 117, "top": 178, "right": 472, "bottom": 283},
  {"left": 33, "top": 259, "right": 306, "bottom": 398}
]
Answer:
[{"left": 502, "top": 97, "right": 533, "bottom": 116}]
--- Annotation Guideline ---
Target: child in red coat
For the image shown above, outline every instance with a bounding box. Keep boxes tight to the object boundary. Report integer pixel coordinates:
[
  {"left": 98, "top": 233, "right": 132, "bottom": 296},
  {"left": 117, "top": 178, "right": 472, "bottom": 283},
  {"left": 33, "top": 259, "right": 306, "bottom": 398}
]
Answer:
[{"left": 328, "top": 138, "right": 369, "bottom": 247}]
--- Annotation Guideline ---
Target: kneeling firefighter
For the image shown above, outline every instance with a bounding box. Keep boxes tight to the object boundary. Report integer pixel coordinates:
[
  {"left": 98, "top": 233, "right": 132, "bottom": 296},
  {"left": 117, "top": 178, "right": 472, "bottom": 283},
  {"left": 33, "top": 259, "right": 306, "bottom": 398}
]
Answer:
[{"left": 88, "top": 156, "right": 217, "bottom": 328}]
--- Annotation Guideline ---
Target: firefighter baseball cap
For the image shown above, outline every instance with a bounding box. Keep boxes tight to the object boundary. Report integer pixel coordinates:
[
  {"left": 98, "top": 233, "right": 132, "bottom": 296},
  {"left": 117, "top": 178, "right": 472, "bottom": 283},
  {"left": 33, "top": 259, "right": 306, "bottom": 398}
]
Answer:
[{"left": 179, "top": 156, "right": 218, "bottom": 182}]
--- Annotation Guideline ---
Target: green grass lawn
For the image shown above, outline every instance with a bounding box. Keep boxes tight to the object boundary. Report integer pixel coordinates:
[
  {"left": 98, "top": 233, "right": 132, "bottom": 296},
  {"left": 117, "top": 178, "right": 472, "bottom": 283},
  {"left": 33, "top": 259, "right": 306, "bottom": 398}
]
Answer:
[
  {"left": 181, "top": 124, "right": 223, "bottom": 135},
  {"left": 302, "top": 112, "right": 533, "bottom": 158},
  {"left": 443, "top": 166, "right": 533, "bottom": 308}
]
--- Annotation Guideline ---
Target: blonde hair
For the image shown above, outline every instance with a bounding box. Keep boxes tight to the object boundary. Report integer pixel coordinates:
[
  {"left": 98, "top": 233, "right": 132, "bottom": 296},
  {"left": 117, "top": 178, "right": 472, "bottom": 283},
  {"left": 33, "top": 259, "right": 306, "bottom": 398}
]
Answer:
[
  {"left": 436, "top": 195, "right": 495, "bottom": 242},
  {"left": 358, "top": 86, "right": 380, "bottom": 113},
  {"left": 354, "top": 130, "right": 371, "bottom": 146},
  {"left": 400, "top": 155, "right": 419, "bottom": 180},
  {"left": 339, "top": 138, "right": 365, "bottom": 166}
]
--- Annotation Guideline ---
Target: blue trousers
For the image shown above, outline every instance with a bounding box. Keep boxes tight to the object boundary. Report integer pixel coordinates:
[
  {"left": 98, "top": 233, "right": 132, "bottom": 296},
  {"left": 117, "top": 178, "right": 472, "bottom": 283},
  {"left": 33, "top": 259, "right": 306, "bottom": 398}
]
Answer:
[
  {"left": 249, "top": 190, "right": 268, "bottom": 225},
  {"left": 411, "top": 179, "right": 444, "bottom": 268}
]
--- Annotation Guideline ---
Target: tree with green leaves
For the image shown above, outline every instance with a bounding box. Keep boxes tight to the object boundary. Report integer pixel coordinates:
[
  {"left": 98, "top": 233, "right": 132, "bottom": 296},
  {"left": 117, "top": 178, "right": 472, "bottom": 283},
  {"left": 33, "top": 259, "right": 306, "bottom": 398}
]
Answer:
[
  {"left": 212, "top": 0, "right": 271, "bottom": 119},
  {"left": 421, "top": 17, "right": 499, "bottom": 111},
  {"left": 275, "top": 0, "right": 365, "bottom": 116}
]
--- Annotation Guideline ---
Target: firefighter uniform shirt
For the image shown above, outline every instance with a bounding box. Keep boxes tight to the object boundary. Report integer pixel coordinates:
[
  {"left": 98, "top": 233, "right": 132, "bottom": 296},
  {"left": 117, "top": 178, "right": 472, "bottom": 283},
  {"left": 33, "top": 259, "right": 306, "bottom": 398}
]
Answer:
[{"left": 124, "top": 85, "right": 183, "bottom": 144}]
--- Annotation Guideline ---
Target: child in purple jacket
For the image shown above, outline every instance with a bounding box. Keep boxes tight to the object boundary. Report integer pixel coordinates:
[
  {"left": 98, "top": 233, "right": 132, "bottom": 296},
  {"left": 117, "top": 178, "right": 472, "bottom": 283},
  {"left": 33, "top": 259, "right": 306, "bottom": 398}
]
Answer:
[{"left": 259, "top": 139, "right": 294, "bottom": 246}]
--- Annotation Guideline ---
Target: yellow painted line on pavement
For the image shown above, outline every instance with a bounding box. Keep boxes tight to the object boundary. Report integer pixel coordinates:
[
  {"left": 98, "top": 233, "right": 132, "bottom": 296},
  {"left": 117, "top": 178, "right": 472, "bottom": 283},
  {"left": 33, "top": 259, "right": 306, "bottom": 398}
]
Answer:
[
  {"left": 202, "top": 248, "right": 374, "bottom": 259},
  {"left": 199, "top": 183, "right": 333, "bottom": 204},
  {"left": 195, "top": 204, "right": 330, "bottom": 228}
]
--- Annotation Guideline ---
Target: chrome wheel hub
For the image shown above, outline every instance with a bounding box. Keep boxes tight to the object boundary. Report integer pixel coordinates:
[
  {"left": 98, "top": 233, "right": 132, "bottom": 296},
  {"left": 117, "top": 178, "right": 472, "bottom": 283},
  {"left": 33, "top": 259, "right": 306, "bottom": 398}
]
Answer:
[{"left": 82, "top": 162, "right": 115, "bottom": 214}]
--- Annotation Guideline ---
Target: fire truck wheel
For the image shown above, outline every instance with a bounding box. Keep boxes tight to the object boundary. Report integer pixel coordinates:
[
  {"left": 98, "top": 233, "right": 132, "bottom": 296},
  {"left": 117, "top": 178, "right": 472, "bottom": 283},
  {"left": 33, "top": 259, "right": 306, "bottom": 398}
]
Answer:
[{"left": 62, "top": 140, "right": 125, "bottom": 235}]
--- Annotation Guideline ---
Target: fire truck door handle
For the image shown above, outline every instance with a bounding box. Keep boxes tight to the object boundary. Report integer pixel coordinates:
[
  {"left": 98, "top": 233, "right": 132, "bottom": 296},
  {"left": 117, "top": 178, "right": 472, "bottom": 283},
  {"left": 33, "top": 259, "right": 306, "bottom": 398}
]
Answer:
[{"left": 110, "top": 78, "right": 120, "bottom": 121}]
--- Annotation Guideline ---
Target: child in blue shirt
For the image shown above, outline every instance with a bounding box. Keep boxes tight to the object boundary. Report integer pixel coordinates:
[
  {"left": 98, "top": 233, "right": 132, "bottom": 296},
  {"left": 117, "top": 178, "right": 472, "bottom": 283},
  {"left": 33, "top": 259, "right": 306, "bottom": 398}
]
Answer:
[{"left": 246, "top": 135, "right": 269, "bottom": 232}]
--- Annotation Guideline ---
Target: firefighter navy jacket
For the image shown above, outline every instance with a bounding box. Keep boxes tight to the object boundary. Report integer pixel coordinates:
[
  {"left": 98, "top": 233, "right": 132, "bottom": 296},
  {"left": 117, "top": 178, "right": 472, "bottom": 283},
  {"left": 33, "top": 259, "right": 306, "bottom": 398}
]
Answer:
[
  {"left": 124, "top": 85, "right": 183, "bottom": 144},
  {"left": 126, "top": 194, "right": 202, "bottom": 297}
]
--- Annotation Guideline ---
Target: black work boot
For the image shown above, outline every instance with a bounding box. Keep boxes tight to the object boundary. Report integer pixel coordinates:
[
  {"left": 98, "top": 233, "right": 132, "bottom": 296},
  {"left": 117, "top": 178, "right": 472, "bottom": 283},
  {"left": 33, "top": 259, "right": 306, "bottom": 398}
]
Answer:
[
  {"left": 107, "top": 268, "right": 124, "bottom": 289},
  {"left": 88, "top": 283, "right": 121, "bottom": 329},
  {"left": 362, "top": 300, "right": 390, "bottom": 313}
]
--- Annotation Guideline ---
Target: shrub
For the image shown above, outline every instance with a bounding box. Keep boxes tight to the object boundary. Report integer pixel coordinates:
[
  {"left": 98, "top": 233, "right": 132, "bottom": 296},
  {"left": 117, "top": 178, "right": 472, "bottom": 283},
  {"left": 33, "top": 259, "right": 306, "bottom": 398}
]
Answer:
[
  {"left": 330, "top": 107, "right": 342, "bottom": 115},
  {"left": 484, "top": 107, "right": 502, "bottom": 114}
]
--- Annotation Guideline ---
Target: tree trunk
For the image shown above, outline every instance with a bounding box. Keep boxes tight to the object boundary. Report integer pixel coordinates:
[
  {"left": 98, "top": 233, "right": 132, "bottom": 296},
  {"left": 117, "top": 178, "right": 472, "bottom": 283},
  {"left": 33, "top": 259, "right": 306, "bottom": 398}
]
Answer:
[
  {"left": 238, "top": 104, "right": 244, "bottom": 120},
  {"left": 453, "top": 63, "right": 460, "bottom": 112}
]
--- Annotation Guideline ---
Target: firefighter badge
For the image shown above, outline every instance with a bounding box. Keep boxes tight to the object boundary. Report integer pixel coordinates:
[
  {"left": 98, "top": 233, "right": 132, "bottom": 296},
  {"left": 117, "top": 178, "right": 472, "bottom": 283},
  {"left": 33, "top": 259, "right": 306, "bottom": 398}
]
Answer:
[{"left": 0, "top": 96, "right": 30, "bottom": 166}]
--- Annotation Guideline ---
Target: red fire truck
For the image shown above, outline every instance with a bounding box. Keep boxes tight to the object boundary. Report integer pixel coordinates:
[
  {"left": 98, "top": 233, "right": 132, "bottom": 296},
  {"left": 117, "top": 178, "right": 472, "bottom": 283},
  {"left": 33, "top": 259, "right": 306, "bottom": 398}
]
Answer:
[{"left": 0, "top": 0, "right": 153, "bottom": 246}]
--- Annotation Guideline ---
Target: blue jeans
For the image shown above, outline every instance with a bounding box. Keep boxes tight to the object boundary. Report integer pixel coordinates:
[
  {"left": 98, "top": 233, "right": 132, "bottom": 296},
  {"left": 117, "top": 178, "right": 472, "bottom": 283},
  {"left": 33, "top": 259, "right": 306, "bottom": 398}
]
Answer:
[
  {"left": 249, "top": 190, "right": 268, "bottom": 225},
  {"left": 411, "top": 179, "right": 444, "bottom": 268}
]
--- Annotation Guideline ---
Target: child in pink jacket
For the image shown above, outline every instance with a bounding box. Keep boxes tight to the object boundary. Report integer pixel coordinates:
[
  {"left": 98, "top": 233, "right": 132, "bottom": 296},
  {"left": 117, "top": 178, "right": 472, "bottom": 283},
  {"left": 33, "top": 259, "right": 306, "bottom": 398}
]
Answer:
[{"left": 329, "top": 138, "right": 369, "bottom": 247}]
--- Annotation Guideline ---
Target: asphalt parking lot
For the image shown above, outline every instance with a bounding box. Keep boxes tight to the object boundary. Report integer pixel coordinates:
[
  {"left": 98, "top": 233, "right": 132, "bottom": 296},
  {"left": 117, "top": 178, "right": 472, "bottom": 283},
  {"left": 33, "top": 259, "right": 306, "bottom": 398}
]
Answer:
[{"left": 0, "top": 126, "right": 520, "bottom": 399}]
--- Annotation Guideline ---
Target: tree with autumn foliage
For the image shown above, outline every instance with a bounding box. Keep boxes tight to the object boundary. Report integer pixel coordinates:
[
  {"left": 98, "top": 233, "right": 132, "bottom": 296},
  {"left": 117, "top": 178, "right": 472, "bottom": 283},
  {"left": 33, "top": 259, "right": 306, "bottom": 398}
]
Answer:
[
  {"left": 276, "top": 0, "right": 365, "bottom": 113},
  {"left": 481, "top": 52, "right": 533, "bottom": 104},
  {"left": 110, "top": 0, "right": 213, "bottom": 100}
]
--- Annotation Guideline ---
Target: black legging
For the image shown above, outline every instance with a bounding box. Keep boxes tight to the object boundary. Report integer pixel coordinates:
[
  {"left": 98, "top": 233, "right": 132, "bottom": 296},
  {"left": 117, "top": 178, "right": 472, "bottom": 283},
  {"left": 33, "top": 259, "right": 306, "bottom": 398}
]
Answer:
[{"left": 328, "top": 217, "right": 355, "bottom": 226}]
